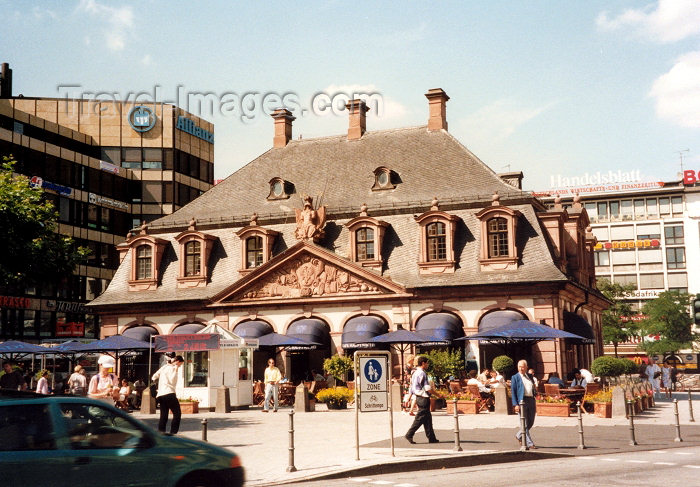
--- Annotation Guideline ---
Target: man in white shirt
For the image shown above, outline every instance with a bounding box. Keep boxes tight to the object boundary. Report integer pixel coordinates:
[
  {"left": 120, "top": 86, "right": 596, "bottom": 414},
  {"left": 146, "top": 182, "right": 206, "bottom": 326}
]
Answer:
[
  {"left": 405, "top": 356, "right": 439, "bottom": 444},
  {"left": 152, "top": 355, "right": 184, "bottom": 434},
  {"left": 263, "top": 358, "right": 282, "bottom": 412},
  {"left": 511, "top": 359, "right": 536, "bottom": 448}
]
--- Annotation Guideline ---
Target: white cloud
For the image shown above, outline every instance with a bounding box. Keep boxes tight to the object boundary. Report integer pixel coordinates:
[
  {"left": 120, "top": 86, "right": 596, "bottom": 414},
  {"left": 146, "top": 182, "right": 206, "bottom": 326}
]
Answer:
[
  {"left": 77, "top": 0, "right": 134, "bottom": 51},
  {"left": 141, "top": 54, "right": 152, "bottom": 66},
  {"left": 323, "top": 84, "right": 409, "bottom": 121},
  {"left": 457, "top": 99, "right": 555, "bottom": 143},
  {"left": 597, "top": 0, "right": 700, "bottom": 43},
  {"left": 649, "top": 51, "right": 700, "bottom": 127},
  {"left": 32, "top": 6, "right": 57, "bottom": 19}
]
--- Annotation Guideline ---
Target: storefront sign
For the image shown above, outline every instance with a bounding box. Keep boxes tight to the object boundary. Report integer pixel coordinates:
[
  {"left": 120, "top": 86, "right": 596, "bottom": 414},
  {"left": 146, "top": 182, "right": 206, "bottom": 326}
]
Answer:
[
  {"left": 176, "top": 116, "right": 214, "bottom": 143},
  {"left": 594, "top": 239, "right": 660, "bottom": 251},
  {"left": 99, "top": 160, "right": 120, "bottom": 174},
  {"left": 620, "top": 315, "right": 649, "bottom": 322},
  {"left": 56, "top": 321, "right": 85, "bottom": 337},
  {"left": 128, "top": 105, "right": 157, "bottom": 133},
  {"left": 683, "top": 170, "right": 700, "bottom": 186},
  {"left": 550, "top": 170, "right": 642, "bottom": 188},
  {"left": 88, "top": 193, "right": 129, "bottom": 210},
  {"left": 624, "top": 290, "right": 663, "bottom": 299},
  {"left": 45, "top": 300, "right": 87, "bottom": 314},
  {"left": 0, "top": 295, "right": 31, "bottom": 309},
  {"left": 29, "top": 176, "right": 72, "bottom": 196},
  {"left": 154, "top": 333, "right": 220, "bottom": 352}
]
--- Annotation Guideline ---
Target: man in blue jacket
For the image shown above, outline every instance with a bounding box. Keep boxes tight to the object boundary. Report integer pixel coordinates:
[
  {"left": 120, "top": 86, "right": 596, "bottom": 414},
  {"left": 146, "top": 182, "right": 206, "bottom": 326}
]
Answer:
[{"left": 511, "top": 359, "right": 536, "bottom": 448}]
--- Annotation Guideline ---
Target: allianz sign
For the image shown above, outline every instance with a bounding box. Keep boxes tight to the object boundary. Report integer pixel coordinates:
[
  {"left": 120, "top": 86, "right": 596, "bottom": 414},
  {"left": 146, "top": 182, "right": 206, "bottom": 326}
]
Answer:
[{"left": 176, "top": 116, "right": 214, "bottom": 143}]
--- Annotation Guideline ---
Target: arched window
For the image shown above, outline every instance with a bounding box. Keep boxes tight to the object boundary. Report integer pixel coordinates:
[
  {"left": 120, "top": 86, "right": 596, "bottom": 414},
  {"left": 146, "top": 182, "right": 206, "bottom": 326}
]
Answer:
[
  {"left": 184, "top": 240, "right": 201, "bottom": 276},
  {"left": 246, "top": 236, "right": 263, "bottom": 268},
  {"left": 487, "top": 217, "right": 509, "bottom": 257},
  {"left": 355, "top": 227, "right": 375, "bottom": 261},
  {"left": 427, "top": 222, "right": 446, "bottom": 261},
  {"left": 136, "top": 245, "right": 152, "bottom": 280}
]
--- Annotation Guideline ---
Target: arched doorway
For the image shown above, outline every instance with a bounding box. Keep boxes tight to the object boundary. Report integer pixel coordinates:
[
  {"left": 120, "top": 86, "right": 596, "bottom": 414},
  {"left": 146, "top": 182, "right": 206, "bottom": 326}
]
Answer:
[
  {"left": 341, "top": 315, "right": 390, "bottom": 380},
  {"left": 415, "top": 311, "right": 467, "bottom": 373},
  {"left": 477, "top": 309, "right": 527, "bottom": 372},
  {"left": 233, "top": 320, "right": 274, "bottom": 381},
  {"left": 286, "top": 318, "right": 331, "bottom": 383},
  {"left": 121, "top": 325, "right": 158, "bottom": 381}
]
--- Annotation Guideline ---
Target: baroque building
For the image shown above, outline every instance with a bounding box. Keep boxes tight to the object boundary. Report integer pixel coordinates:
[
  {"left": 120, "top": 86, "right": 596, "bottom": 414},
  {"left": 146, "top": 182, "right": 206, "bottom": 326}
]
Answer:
[{"left": 90, "top": 89, "right": 607, "bottom": 381}]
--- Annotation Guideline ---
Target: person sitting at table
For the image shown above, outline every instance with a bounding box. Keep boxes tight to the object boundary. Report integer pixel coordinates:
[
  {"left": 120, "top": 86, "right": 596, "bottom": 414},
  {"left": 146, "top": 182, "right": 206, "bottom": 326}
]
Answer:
[
  {"left": 477, "top": 368, "right": 491, "bottom": 383},
  {"left": 467, "top": 370, "right": 490, "bottom": 394},
  {"left": 579, "top": 368, "right": 595, "bottom": 384},
  {"left": 547, "top": 372, "right": 566, "bottom": 388},
  {"left": 311, "top": 369, "right": 325, "bottom": 381},
  {"left": 570, "top": 369, "right": 587, "bottom": 388},
  {"left": 487, "top": 369, "right": 504, "bottom": 388}
]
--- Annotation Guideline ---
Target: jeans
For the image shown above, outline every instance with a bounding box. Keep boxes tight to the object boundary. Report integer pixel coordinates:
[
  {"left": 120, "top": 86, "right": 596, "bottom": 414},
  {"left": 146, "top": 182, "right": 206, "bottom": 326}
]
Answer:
[
  {"left": 157, "top": 393, "right": 181, "bottom": 434},
  {"left": 264, "top": 383, "right": 278, "bottom": 411}
]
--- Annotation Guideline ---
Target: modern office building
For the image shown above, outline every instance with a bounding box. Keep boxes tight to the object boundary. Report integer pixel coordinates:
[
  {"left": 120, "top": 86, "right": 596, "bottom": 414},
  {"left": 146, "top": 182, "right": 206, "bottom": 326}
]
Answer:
[
  {"left": 537, "top": 170, "right": 700, "bottom": 366},
  {"left": 0, "top": 63, "right": 214, "bottom": 342}
]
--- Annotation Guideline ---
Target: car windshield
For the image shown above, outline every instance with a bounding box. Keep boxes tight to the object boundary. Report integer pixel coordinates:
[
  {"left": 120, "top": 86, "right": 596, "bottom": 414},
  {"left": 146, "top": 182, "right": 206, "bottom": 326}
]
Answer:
[
  {"left": 0, "top": 403, "right": 56, "bottom": 451},
  {"left": 58, "top": 402, "right": 146, "bottom": 450}
]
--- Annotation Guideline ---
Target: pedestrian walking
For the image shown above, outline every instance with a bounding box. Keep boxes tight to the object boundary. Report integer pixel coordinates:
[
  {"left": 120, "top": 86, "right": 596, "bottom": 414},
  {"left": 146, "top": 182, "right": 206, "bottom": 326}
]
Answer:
[
  {"left": 152, "top": 355, "right": 184, "bottom": 435},
  {"left": 405, "top": 356, "right": 439, "bottom": 444},
  {"left": 0, "top": 362, "right": 27, "bottom": 391},
  {"left": 646, "top": 358, "right": 661, "bottom": 397},
  {"left": 35, "top": 370, "right": 50, "bottom": 395},
  {"left": 262, "top": 358, "right": 282, "bottom": 412},
  {"left": 511, "top": 359, "right": 536, "bottom": 448}
]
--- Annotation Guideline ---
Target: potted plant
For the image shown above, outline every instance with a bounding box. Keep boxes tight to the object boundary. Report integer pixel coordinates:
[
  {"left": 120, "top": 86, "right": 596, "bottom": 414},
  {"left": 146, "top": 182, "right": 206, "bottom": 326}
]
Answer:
[
  {"left": 316, "top": 386, "right": 354, "bottom": 410},
  {"left": 584, "top": 389, "right": 612, "bottom": 418},
  {"left": 178, "top": 397, "right": 199, "bottom": 414},
  {"left": 323, "top": 355, "right": 353, "bottom": 385},
  {"left": 492, "top": 355, "right": 515, "bottom": 379},
  {"left": 445, "top": 390, "right": 480, "bottom": 414},
  {"left": 535, "top": 394, "right": 570, "bottom": 417}
]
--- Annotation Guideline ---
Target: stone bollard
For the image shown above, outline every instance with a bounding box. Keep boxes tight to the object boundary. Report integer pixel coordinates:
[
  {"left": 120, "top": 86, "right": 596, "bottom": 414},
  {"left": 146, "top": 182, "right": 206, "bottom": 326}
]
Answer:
[
  {"left": 688, "top": 390, "right": 695, "bottom": 423},
  {"left": 216, "top": 385, "right": 231, "bottom": 413},
  {"left": 627, "top": 400, "right": 637, "bottom": 446},
  {"left": 391, "top": 382, "right": 403, "bottom": 413},
  {"left": 294, "top": 383, "right": 309, "bottom": 413},
  {"left": 519, "top": 400, "right": 528, "bottom": 451},
  {"left": 673, "top": 399, "right": 682, "bottom": 442},
  {"left": 140, "top": 386, "right": 156, "bottom": 414},
  {"left": 494, "top": 387, "right": 513, "bottom": 415},
  {"left": 576, "top": 401, "right": 586, "bottom": 450}
]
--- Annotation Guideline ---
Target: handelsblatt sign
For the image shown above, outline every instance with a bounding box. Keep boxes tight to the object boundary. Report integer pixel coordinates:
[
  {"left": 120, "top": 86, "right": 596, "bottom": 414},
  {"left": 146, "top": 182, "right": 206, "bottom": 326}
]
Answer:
[
  {"left": 154, "top": 333, "right": 219, "bottom": 352},
  {"left": 358, "top": 356, "right": 388, "bottom": 412}
]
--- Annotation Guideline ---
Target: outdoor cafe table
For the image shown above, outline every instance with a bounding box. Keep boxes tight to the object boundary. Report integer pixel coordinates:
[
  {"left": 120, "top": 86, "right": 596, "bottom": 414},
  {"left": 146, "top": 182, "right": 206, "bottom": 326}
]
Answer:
[{"left": 559, "top": 388, "right": 585, "bottom": 408}]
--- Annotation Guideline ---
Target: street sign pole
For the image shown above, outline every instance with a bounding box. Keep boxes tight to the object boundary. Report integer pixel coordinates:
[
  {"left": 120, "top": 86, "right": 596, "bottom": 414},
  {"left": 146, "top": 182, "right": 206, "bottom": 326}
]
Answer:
[{"left": 353, "top": 350, "right": 393, "bottom": 460}]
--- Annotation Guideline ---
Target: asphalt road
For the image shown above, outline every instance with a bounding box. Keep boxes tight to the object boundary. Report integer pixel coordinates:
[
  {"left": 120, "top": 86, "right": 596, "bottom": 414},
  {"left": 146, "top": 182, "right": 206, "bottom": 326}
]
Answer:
[{"left": 296, "top": 445, "right": 700, "bottom": 487}]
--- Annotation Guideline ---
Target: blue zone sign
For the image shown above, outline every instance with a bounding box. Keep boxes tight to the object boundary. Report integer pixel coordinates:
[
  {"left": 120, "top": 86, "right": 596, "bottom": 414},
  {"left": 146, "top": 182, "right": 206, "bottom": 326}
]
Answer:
[{"left": 364, "top": 359, "right": 382, "bottom": 384}]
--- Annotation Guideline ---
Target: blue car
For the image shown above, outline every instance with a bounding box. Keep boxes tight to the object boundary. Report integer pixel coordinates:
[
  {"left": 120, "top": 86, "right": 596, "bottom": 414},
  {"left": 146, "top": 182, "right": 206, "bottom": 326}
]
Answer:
[{"left": 0, "top": 390, "right": 244, "bottom": 487}]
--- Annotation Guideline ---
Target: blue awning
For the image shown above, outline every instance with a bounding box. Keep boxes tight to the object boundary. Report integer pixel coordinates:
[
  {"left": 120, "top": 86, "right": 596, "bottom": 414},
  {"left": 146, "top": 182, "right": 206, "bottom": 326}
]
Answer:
[
  {"left": 286, "top": 319, "right": 330, "bottom": 346},
  {"left": 478, "top": 310, "right": 526, "bottom": 333},
  {"left": 415, "top": 312, "right": 464, "bottom": 343},
  {"left": 233, "top": 320, "right": 273, "bottom": 339},
  {"left": 171, "top": 323, "right": 205, "bottom": 335},
  {"left": 563, "top": 311, "right": 596, "bottom": 344},
  {"left": 121, "top": 326, "right": 158, "bottom": 342},
  {"left": 342, "top": 316, "right": 388, "bottom": 349}
]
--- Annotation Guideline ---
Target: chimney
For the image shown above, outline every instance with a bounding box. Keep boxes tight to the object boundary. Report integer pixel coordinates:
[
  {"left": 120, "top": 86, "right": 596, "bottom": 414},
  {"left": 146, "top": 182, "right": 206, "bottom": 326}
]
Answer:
[
  {"left": 271, "top": 108, "right": 295, "bottom": 148},
  {"left": 425, "top": 88, "right": 449, "bottom": 131},
  {"left": 345, "top": 99, "right": 369, "bottom": 140},
  {"left": 0, "top": 63, "right": 12, "bottom": 99}
]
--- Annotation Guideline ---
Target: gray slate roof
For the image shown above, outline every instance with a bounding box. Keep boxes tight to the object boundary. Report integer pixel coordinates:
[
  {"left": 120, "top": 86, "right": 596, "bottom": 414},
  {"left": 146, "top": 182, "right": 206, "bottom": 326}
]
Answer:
[{"left": 91, "top": 125, "right": 567, "bottom": 307}]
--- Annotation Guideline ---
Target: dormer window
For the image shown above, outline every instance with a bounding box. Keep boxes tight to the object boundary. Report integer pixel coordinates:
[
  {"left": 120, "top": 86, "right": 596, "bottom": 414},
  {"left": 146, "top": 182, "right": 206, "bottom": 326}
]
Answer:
[
  {"left": 237, "top": 216, "right": 279, "bottom": 274},
  {"left": 123, "top": 224, "right": 168, "bottom": 291},
  {"left": 415, "top": 198, "right": 459, "bottom": 274},
  {"left": 246, "top": 236, "right": 264, "bottom": 268},
  {"left": 346, "top": 204, "right": 389, "bottom": 272},
  {"left": 268, "top": 177, "right": 292, "bottom": 200},
  {"left": 175, "top": 220, "right": 217, "bottom": 288},
  {"left": 475, "top": 194, "right": 521, "bottom": 272},
  {"left": 136, "top": 245, "right": 152, "bottom": 280},
  {"left": 372, "top": 166, "right": 397, "bottom": 191}
]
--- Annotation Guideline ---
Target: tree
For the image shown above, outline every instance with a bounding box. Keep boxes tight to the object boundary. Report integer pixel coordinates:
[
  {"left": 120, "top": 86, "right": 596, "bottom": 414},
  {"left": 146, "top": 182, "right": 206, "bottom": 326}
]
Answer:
[
  {"left": 323, "top": 355, "right": 353, "bottom": 382},
  {"left": 598, "top": 279, "right": 637, "bottom": 357},
  {"left": 423, "top": 349, "right": 462, "bottom": 384},
  {"left": 491, "top": 355, "right": 515, "bottom": 377},
  {"left": 0, "top": 157, "right": 88, "bottom": 291},
  {"left": 638, "top": 291, "right": 697, "bottom": 357}
]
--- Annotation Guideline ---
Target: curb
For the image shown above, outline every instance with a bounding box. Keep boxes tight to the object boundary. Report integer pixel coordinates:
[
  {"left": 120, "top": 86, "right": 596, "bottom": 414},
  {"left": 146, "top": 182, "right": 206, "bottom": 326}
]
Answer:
[{"left": 254, "top": 450, "right": 568, "bottom": 486}]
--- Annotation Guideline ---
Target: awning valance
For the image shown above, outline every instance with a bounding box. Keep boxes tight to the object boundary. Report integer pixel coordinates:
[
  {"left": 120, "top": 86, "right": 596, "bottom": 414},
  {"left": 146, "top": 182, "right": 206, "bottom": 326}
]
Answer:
[
  {"left": 563, "top": 311, "right": 596, "bottom": 344},
  {"left": 342, "top": 316, "right": 388, "bottom": 349},
  {"left": 415, "top": 312, "right": 464, "bottom": 343},
  {"left": 478, "top": 310, "right": 526, "bottom": 333},
  {"left": 171, "top": 323, "right": 205, "bottom": 335},
  {"left": 286, "top": 319, "right": 330, "bottom": 346},
  {"left": 233, "top": 320, "right": 273, "bottom": 339},
  {"left": 121, "top": 325, "right": 158, "bottom": 342}
]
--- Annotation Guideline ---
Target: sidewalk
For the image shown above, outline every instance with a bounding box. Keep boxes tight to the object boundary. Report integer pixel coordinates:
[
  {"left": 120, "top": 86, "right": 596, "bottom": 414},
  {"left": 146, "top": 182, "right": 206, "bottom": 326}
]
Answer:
[{"left": 133, "top": 393, "right": 700, "bottom": 486}]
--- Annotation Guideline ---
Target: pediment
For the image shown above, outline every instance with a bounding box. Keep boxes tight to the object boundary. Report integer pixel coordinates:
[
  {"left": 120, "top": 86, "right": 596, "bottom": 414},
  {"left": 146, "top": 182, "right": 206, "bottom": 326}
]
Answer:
[{"left": 211, "top": 242, "right": 408, "bottom": 305}]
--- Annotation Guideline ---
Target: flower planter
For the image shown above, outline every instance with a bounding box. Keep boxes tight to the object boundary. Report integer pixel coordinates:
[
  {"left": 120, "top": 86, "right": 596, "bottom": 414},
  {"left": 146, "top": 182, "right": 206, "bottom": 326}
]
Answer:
[
  {"left": 179, "top": 402, "right": 199, "bottom": 414},
  {"left": 446, "top": 400, "right": 479, "bottom": 414},
  {"left": 326, "top": 400, "right": 347, "bottom": 410},
  {"left": 593, "top": 402, "right": 612, "bottom": 418},
  {"left": 536, "top": 402, "right": 570, "bottom": 417}
]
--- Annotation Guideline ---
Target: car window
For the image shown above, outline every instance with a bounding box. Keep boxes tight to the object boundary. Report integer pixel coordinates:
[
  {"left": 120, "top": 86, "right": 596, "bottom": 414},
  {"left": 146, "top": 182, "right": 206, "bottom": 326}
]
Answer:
[
  {"left": 58, "top": 402, "right": 145, "bottom": 450},
  {"left": 0, "top": 404, "right": 56, "bottom": 451}
]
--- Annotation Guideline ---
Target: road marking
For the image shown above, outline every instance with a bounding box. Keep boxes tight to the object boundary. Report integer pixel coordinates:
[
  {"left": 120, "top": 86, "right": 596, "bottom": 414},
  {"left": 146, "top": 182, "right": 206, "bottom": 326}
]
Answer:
[
  {"left": 601, "top": 458, "right": 619, "bottom": 462},
  {"left": 349, "top": 479, "right": 373, "bottom": 483},
  {"left": 684, "top": 465, "right": 700, "bottom": 469},
  {"left": 654, "top": 450, "right": 668, "bottom": 454},
  {"left": 369, "top": 482, "right": 395, "bottom": 485},
  {"left": 675, "top": 452, "right": 693, "bottom": 456},
  {"left": 626, "top": 460, "right": 648, "bottom": 463},
  {"left": 654, "top": 462, "right": 677, "bottom": 465},
  {"left": 575, "top": 456, "right": 596, "bottom": 460},
  {"left": 394, "top": 484, "right": 420, "bottom": 487}
]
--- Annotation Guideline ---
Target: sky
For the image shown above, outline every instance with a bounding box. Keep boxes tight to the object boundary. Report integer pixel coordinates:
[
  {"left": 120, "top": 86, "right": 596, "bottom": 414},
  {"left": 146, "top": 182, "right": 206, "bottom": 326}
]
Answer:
[{"left": 3, "top": 0, "right": 700, "bottom": 191}]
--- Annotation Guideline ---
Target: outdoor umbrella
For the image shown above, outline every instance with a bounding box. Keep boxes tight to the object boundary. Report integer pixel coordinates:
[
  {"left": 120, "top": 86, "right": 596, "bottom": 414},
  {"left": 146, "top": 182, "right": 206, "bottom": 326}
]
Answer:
[
  {"left": 371, "top": 328, "right": 430, "bottom": 384},
  {"left": 257, "top": 333, "right": 320, "bottom": 349},
  {"left": 0, "top": 340, "right": 52, "bottom": 360},
  {"left": 72, "top": 335, "right": 153, "bottom": 377}
]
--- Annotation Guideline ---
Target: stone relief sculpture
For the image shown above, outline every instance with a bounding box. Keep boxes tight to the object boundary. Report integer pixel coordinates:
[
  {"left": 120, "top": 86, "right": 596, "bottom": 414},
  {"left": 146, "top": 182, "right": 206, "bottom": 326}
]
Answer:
[
  {"left": 242, "top": 255, "right": 382, "bottom": 299},
  {"left": 294, "top": 195, "right": 326, "bottom": 242}
]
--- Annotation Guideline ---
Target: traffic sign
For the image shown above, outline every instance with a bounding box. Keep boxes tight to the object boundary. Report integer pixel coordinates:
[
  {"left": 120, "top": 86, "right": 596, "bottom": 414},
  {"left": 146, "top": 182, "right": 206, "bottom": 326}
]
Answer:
[{"left": 358, "top": 356, "right": 388, "bottom": 411}]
